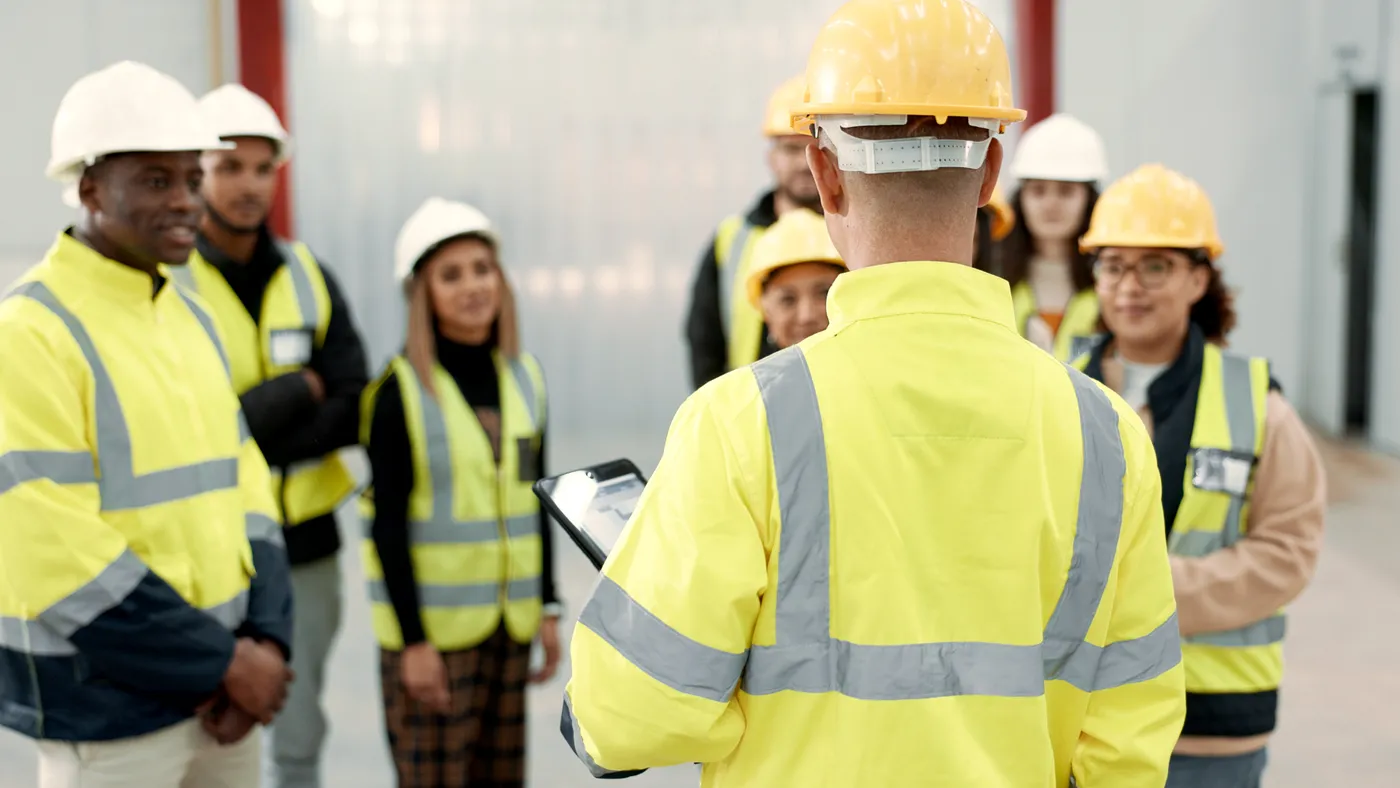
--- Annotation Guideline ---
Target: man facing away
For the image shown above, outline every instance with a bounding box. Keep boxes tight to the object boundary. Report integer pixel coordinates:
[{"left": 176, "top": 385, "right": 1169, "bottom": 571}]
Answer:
[
  {"left": 0, "top": 61, "right": 293, "bottom": 788},
  {"left": 684, "top": 75, "right": 823, "bottom": 389},
  {"left": 562, "top": 2, "right": 1186, "bottom": 786},
  {"left": 166, "top": 83, "right": 370, "bottom": 788}
]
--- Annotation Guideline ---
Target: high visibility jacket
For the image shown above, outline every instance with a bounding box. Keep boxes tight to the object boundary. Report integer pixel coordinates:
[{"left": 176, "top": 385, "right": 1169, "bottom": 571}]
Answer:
[
  {"left": 717, "top": 215, "right": 769, "bottom": 370},
  {"left": 359, "top": 352, "right": 548, "bottom": 651},
  {"left": 168, "top": 243, "right": 357, "bottom": 529},
  {"left": 1074, "top": 341, "right": 1284, "bottom": 734},
  {"left": 0, "top": 232, "right": 286, "bottom": 742},
  {"left": 563, "top": 261, "right": 1185, "bottom": 787},
  {"left": 1013, "top": 281, "right": 1101, "bottom": 362}
]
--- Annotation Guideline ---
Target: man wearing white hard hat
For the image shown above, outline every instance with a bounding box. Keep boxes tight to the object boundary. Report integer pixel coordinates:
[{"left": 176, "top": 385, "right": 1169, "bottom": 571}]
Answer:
[
  {"left": 163, "top": 82, "right": 369, "bottom": 788},
  {"left": 359, "top": 198, "right": 561, "bottom": 786},
  {"left": 0, "top": 61, "right": 293, "bottom": 787}
]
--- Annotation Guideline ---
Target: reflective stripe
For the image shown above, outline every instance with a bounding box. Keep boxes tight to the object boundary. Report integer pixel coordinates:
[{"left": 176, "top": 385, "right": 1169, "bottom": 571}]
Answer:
[
  {"left": 276, "top": 241, "right": 322, "bottom": 330},
  {"left": 0, "top": 450, "right": 95, "bottom": 495},
  {"left": 204, "top": 589, "right": 251, "bottom": 631},
  {"left": 367, "top": 577, "right": 539, "bottom": 608},
  {"left": 1220, "top": 353, "right": 1256, "bottom": 546},
  {"left": 41, "top": 549, "right": 147, "bottom": 639},
  {"left": 1187, "top": 614, "right": 1285, "bottom": 648},
  {"left": 508, "top": 358, "right": 542, "bottom": 429},
  {"left": 1170, "top": 529, "right": 1224, "bottom": 558},
  {"left": 246, "top": 512, "right": 284, "bottom": 546},
  {"left": 238, "top": 411, "right": 252, "bottom": 443},
  {"left": 717, "top": 222, "right": 753, "bottom": 337},
  {"left": 562, "top": 690, "right": 633, "bottom": 778},
  {"left": 578, "top": 345, "right": 1178, "bottom": 707},
  {"left": 4, "top": 282, "right": 239, "bottom": 511},
  {"left": 173, "top": 287, "right": 230, "bottom": 377}
]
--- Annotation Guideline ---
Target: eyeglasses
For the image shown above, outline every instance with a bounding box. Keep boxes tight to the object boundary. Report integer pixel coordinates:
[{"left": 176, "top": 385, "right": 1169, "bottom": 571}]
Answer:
[{"left": 1092, "top": 256, "right": 1182, "bottom": 290}]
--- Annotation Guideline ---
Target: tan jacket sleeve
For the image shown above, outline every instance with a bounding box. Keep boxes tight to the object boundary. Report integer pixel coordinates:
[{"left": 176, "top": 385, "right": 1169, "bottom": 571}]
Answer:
[{"left": 1169, "top": 392, "right": 1327, "bottom": 636}]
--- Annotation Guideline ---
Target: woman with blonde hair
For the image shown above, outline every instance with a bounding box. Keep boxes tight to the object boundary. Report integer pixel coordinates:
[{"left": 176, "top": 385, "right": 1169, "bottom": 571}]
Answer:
[
  {"left": 360, "top": 197, "right": 560, "bottom": 787},
  {"left": 743, "top": 207, "right": 847, "bottom": 356}
]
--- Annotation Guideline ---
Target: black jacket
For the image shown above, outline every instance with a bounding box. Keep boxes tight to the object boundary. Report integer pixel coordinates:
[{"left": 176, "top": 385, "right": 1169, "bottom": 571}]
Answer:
[{"left": 195, "top": 228, "right": 370, "bottom": 565}]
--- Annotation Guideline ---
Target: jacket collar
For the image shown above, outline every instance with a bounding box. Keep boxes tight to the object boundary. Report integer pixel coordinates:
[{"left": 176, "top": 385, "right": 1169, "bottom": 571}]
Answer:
[
  {"left": 1083, "top": 323, "right": 1207, "bottom": 419},
  {"left": 746, "top": 190, "right": 780, "bottom": 228},
  {"left": 826, "top": 261, "right": 1016, "bottom": 333},
  {"left": 47, "top": 229, "right": 168, "bottom": 302}
]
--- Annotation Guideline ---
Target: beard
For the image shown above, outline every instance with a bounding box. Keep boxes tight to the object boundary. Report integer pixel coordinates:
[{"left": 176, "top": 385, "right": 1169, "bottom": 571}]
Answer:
[{"left": 781, "top": 183, "right": 823, "bottom": 213}]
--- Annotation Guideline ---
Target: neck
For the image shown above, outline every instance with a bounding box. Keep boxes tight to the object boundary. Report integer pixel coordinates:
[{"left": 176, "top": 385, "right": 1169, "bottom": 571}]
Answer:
[
  {"left": 199, "top": 216, "right": 259, "bottom": 263},
  {"left": 846, "top": 217, "right": 976, "bottom": 270},
  {"left": 1115, "top": 329, "right": 1187, "bottom": 366},
  {"left": 439, "top": 322, "right": 491, "bottom": 346},
  {"left": 1032, "top": 237, "right": 1074, "bottom": 262},
  {"left": 72, "top": 221, "right": 160, "bottom": 278}
]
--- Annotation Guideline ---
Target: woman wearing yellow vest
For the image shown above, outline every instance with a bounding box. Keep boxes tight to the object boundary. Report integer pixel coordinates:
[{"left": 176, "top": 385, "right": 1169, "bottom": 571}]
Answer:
[
  {"left": 742, "top": 208, "right": 847, "bottom": 357},
  {"left": 1000, "top": 113, "right": 1108, "bottom": 360},
  {"left": 1073, "top": 164, "right": 1326, "bottom": 788},
  {"left": 361, "top": 198, "right": 559, "bottom": 788}
]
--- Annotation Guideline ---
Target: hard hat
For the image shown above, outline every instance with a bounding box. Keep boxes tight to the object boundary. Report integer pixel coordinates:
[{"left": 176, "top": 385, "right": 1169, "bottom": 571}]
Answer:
[
  {"left": 1079, "top": 164, "right": 1225, "bottom": 260},
  {"left": 763, "top": 76, "right": 807, "bottom": 137},
  {"left": 746, "top": 209, "right": 846, "bottom": 309},
  {"left": 789, "top": 0, "right": 1025, "bottom": 175},
  {"left": 48, "top": 61, "right": 232, "bottom": 207},
  {"left": 986, "top": 185, "right": 1016, "bottom": 242},
  {"left": 1009, "top": 113, "right": 1109, "bottom": 184},
  {"left": 198, "top": 83, "right": 292, "bottom": 162},
  {"left": 394, "top": 197, "right": 499, "bottom": 285}
]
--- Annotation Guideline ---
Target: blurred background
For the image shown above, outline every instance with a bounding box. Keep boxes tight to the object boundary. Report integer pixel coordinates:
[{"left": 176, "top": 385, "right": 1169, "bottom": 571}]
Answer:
[{"left": 1, "top": 0, "right": 1398, "bottom": 785}]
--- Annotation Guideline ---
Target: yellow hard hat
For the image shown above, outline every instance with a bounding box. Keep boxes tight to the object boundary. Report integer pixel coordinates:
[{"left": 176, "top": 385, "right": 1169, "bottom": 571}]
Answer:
[
  {"left": 763, "top": 76, "right": 807, "bottom": 137},
  {"left": 790, "top": 0, "right": 1026, "bottom": 137},
  {"left": 986, "top": 186, "right": 1015, "bottom": 242},
  {"left": 746, "top": 209, "right": 846, "bottom": 309},
  {"left": 1080, "top": 163, "right": 1225, "bottom": 260}
]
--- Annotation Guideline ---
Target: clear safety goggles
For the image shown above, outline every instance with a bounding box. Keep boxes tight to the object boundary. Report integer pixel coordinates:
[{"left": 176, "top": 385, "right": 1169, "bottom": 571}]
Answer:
[{"left": 814, "top": 115, "right": 1003, "bottom": 175}]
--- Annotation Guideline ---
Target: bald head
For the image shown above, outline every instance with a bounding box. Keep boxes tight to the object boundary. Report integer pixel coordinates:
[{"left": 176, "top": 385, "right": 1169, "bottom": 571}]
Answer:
[{"left": 807, "top": 117, "right": 1003, "bottom": 270}]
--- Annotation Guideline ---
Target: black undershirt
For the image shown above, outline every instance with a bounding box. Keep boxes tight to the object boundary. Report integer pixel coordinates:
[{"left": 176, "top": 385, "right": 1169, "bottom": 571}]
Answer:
[{"left": 365, "top": 333, "right": 556, "bottom": 647}]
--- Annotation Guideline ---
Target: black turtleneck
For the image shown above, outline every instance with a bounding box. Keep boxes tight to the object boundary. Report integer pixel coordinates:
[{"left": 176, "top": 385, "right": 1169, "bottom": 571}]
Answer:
[{"left": 366, "top": 333, "right": 556, "bottom": 648}]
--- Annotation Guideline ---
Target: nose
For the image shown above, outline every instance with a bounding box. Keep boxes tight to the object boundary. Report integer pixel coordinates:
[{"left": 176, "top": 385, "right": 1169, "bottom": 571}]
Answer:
[
  {"left": 798, "top": 296, "right": 826, "bottom": 326},
  {"left": 169, "top": 182, "right": 200, "bottom": 214}
]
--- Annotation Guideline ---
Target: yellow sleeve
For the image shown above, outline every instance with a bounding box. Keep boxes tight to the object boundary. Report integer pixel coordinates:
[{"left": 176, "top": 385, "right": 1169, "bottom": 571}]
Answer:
[
  {"left": 562, "top": 388, "right": 768, "bottom": 775},
  {"left": 1073, "top": 417, "right": 1187, "bottom": 787},
  {"left": 0, "top": 309, "right": 137, "bottom": 620}
]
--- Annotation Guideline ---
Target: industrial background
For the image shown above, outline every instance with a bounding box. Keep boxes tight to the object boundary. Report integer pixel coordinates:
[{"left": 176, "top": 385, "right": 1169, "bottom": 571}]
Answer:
[{"left": 1, "top": 0, "right": 1397, "bottom": 785}]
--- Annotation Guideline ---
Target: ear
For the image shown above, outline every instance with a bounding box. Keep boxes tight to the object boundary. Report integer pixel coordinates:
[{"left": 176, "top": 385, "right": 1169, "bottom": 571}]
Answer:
[
  {"left": 978, "top": 138, "right": 1004, "bottom": 208},
  {"left": 806, "top": 139, "right": 845, "bottom": 215},
  {"left": 77, "top": 171, "right": 102, "bottom": 213}
]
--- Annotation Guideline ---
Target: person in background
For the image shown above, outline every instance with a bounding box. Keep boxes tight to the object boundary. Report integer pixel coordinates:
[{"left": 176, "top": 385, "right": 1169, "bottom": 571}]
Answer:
[
  {"left": 742, "top": 207, "right": 846, "bottom": 357},
  {"left": 1000, "top": 113, "right": 1109, "bottom": 360},
  {"left": 172, "top": 83, "right": 368, "bottom": 788},
  {"left": 973, "top": 184, "right": 1015, "bottom": 273},
  {"left": 1073, "top": 163, "right": 1326, "bottom": 788},
  {"left": 360, "top": 197, "right": 562, "bottom": 788},
  {"left": 0, "top": 60, "right": 292, "bottom": 788},
  {"left": 560, "top": 2, "right": 1184, "bottom": 785},
  {"left": 684, "top": 75, "right": 822, "bottom": 388}
]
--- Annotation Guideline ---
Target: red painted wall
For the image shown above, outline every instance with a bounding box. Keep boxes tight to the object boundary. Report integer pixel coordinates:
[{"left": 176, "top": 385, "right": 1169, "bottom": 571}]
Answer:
[
  {"left": 1015, "top": 0, "right": 1056, "bottom": 128},
  {"left": 237, "top": 0, "right": 293, "bottom": 237}
]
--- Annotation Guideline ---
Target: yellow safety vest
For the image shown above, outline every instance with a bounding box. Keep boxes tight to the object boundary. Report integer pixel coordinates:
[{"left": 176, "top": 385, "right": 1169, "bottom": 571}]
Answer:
[
  {"left": 359, "top": 351, "right": 548, "bottom": 651},
  {"left": 1012, "top": 281, "right": 1101, "bottom": 362},
  {"left": 716, "top": 215, "right": 769, "bottom": 370},
  {"left": 0, "top": 234, "right": 274, "bottom": 702},
  {"left": 168, "top": 242, "right": 357, "bottom": 527},
  {"left": 1073, "top": 343, "right": 1281, "bottom": 695}
]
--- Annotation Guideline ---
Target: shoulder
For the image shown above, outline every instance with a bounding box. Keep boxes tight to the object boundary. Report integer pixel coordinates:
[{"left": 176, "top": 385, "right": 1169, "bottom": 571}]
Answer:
[{"left": 0, "top": 277, "right": 88, "bottom": 367}]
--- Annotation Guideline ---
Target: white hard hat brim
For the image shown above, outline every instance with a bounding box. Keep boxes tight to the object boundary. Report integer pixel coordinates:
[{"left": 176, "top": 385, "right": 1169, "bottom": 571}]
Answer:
[{"left": 398, "top": 229, "right": 501, "bottom": 285}]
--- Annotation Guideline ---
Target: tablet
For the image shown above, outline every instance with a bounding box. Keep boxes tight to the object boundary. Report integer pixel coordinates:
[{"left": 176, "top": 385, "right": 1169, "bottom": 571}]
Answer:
[{"left": 532, "top": 458, "right": 648, "bottom": 569}]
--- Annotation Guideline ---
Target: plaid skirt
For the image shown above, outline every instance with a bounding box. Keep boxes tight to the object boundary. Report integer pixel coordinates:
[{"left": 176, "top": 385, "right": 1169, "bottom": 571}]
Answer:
[{"left": 380, "top": 626, "right": 533, "bottom": 788}]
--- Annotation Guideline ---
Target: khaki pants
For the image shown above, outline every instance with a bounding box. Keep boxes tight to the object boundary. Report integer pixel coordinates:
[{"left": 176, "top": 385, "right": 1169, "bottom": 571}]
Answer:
[{"left": 38, "top": 717, "right": 261, "bottom": 788}]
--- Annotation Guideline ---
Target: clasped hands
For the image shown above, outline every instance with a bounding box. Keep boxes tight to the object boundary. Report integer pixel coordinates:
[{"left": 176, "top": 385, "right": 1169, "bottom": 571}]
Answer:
[{"left": 197, "top": 637, "right": 295, "bottom": 746}]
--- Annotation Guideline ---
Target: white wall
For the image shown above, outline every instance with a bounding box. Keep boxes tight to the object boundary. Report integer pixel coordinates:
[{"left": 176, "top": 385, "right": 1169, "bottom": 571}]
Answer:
[
  {"left": 0, "top": 0, "right": 221, "bottom": 287},
  {"left": 1371, "top": 2, "right": 1400, "bottom": 451},
  {"left": 1060, "top": 0, "right": 1400, "bottom": 449}
]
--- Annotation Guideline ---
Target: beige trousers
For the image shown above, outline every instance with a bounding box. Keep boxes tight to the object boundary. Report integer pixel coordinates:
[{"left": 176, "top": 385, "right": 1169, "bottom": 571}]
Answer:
[{"left": 37, "top": 717, "right": 261, "bottom": 788}]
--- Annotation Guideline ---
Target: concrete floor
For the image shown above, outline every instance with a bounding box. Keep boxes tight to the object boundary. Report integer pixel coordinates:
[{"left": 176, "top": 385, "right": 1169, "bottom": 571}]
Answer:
[{"left": 1, "top": 431, "right": 1396, "bottom": 787}]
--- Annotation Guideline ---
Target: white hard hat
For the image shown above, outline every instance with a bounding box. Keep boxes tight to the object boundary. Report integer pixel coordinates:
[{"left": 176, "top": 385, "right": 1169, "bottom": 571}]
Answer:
[
  {"left": 1009, "top": 113, "right": 1109, "bottom": 185},
  {"left": 198, "top": 83, "right": 293, "bottom": 162},
  {"left": 394, "top": 197, "right": 499, "bottom": 285},
  {"left": 48, "top": 61, "right": 232, "bottom": 207}
]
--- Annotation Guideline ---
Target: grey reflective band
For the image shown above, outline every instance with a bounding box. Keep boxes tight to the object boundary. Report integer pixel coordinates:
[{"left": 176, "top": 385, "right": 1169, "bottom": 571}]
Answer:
[
  {"left": 1220, "top": 353, "right": 1256, "bottom": 545},
  {"left": 507, "top": 358, "right": 543, "bottom": 429},
  {"left": 562, "top": 690, "right": 627, "bottom": 778},
  {"left": 0, "top": 550, "right": 248, "bottom": 656},
  {"left": 173, "top": 288, "right": 229, "bottom": 377},
  {"left": 1187, "top": 614, "right": 1285, "bottom": 648},
  {"left": 367, "top": 576, "right": 542, "bottom": 608},
  {"left": 573, "top": 345, "right": 1180, "bottom": 710},
  {"left": 276, "top": 241, "right": 323, "bottom": 331},
  {"left": 0, "top": 450, "right": 95, "bottom": 496},
  {"left": 4, "top": 283, "right": 240, "bottom": 511},
  {"left": 717, "top": 222, "right": 753, "bottom": 338},
  {"left": 246, "top": 512, "right": 284, "bottom": 547}
]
